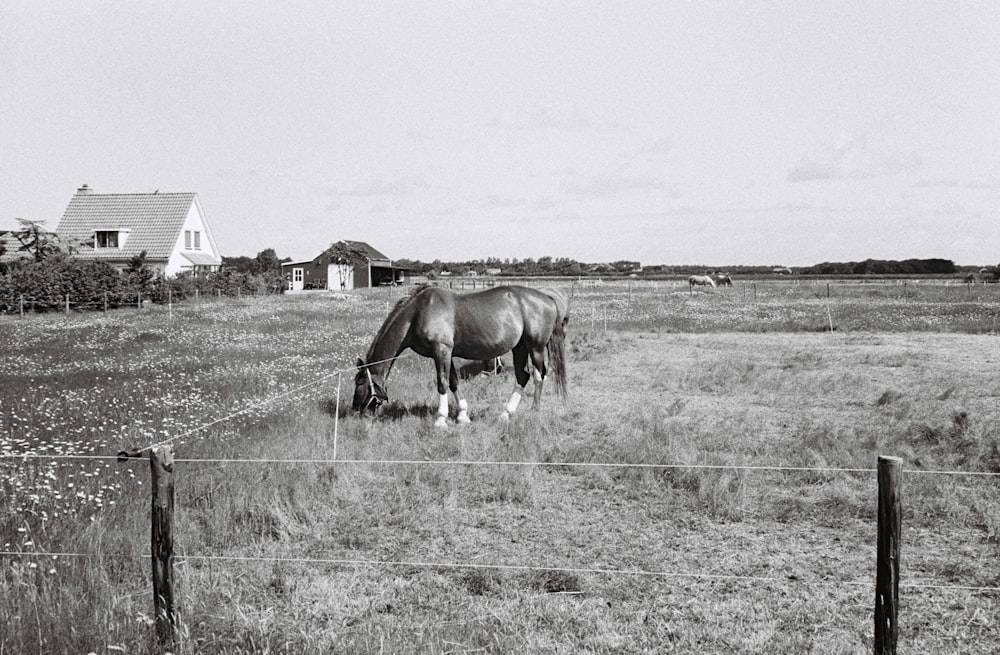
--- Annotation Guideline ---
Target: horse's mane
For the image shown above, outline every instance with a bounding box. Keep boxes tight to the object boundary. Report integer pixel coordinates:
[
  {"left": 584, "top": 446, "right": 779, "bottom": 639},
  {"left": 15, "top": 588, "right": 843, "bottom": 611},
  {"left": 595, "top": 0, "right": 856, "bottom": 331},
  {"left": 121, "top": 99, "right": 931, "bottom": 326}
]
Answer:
[{"left": 364, "top": 284, "right": 433, "bottom": 362}]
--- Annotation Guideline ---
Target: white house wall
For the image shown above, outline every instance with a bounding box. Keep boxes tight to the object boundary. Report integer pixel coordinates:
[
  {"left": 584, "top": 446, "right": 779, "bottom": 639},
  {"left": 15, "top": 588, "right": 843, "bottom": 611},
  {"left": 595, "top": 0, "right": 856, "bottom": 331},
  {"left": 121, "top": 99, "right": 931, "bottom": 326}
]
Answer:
[
  {"left": 166, "top": 202, "right": 221, "bottom": 276},
  {"left": 327, "top": 263, "right": 355, "bottom": 290}
]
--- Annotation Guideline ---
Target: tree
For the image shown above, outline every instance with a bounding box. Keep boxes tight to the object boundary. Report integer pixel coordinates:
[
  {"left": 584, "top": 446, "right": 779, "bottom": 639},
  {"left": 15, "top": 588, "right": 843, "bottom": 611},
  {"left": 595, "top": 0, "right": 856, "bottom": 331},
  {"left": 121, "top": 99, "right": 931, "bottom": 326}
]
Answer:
[
  {"left": 11, "top": 219, "right": 61, "bottom": 262},
  {"left": 123, "top": 250, "right": 156, "bottom": 298},
  {"left": 253, "top": 248, "right": 283, "bottom": 273}
]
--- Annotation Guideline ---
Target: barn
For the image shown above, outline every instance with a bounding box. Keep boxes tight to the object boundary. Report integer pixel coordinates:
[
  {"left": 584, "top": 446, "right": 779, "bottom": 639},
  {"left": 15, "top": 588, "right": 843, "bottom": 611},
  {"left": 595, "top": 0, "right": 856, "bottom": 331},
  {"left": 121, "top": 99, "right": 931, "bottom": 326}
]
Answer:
[{"left": 282, "top": 240, "right": 409, "bottom": 291}]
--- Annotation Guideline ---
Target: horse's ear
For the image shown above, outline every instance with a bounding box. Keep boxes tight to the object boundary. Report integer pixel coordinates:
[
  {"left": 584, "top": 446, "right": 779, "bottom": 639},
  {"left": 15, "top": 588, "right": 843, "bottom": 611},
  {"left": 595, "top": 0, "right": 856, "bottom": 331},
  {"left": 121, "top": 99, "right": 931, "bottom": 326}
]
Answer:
[{"left": 356, "top": 357, "right": 364, "bottom": 368}]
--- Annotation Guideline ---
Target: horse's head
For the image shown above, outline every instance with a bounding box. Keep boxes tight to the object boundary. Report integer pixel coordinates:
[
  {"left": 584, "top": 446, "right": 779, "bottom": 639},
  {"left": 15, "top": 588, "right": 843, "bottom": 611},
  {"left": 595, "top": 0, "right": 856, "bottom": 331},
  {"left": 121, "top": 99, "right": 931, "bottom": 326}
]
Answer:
[{"left": 352, "top": 358, "right": 388, "bottom": 415}]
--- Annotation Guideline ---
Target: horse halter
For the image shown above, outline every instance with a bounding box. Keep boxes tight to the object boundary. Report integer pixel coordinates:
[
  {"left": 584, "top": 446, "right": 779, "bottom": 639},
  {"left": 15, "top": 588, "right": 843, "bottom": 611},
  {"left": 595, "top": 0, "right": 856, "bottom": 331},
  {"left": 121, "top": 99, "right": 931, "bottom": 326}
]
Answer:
[{"left": 364, "top": 367, "right": 386, "bottom": 412}]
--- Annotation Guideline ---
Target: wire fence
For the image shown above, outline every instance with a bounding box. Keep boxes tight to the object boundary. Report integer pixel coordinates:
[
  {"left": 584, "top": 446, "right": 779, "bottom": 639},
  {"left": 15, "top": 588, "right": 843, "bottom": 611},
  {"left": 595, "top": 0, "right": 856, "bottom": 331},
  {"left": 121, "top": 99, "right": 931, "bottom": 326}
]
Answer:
[
  {"left": 3, "top": 445, "right": 999, "bottom": 600},
  {"left": 2, "top": 356, "right": 999, "bottom": 652}
]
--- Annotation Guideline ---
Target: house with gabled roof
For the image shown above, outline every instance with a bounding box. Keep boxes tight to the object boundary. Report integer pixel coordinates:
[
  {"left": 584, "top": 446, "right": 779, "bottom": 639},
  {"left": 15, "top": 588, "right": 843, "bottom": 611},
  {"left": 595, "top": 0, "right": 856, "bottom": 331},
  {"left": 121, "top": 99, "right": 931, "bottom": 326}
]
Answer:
[
  {"left": 281, "top": 239, "right": 409, "bottom": 291},
  {"left": 55, "top": 184, "right": 222, "bottom": 276}
]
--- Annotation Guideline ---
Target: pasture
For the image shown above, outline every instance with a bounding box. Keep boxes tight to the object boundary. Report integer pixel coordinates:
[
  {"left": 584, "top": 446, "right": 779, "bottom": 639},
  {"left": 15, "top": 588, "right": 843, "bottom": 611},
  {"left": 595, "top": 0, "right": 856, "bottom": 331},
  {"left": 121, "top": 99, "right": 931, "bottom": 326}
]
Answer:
[{"left": 1, "top": 280, "right": 998, "bottom": 654}]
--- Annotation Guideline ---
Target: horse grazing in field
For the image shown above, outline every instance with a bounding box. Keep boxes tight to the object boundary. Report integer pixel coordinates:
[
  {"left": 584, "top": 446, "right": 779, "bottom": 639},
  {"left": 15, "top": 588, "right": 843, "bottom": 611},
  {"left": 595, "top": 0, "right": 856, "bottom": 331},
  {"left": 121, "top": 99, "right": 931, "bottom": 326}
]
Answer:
[
  {"left": 352, "top": 285, "right": 569, "bottom": 428},
  {"left": 713, "top": 274, "right": 732, "bottom": 286},
  {"left": 688, "top": 275, "right": 716, "bottom": 288}
]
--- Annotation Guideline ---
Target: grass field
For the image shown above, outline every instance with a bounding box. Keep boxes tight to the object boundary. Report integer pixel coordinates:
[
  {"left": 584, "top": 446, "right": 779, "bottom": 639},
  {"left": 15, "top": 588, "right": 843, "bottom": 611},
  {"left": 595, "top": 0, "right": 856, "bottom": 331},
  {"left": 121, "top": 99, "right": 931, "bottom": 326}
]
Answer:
[{"left": 2, "top": 280, "right": 998, "bottom": 654}]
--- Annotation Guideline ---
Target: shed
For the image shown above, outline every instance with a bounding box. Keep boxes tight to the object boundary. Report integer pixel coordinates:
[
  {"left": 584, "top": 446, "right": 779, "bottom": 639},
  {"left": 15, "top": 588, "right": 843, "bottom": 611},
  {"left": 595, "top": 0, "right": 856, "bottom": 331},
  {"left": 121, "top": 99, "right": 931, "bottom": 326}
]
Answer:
[{"left": 282, "top": 240, "right": 409, "bottom": 291}]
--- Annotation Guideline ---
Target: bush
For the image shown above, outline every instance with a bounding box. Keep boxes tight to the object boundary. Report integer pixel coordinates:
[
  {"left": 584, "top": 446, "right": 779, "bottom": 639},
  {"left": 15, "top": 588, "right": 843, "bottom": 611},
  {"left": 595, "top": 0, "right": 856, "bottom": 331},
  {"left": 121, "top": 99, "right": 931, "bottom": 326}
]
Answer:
[{"left": 0, "top": 253, "right": 284, "bottom": 314}]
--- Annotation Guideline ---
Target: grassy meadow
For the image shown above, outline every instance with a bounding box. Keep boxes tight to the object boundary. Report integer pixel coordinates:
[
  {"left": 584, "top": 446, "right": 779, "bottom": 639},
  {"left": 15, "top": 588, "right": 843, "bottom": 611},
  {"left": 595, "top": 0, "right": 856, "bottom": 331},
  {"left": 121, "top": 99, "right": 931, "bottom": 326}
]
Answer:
[{"left": 1, "top": 279, "right": 998, "bottom": 654}]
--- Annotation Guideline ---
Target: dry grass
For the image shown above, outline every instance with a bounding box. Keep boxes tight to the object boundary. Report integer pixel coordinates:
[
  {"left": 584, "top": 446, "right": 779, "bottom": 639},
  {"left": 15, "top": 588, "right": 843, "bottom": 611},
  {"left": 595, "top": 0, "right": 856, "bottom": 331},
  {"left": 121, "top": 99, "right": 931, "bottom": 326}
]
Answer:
[{"left": 1, "top": 284, "right": 998, "bottom": 653}]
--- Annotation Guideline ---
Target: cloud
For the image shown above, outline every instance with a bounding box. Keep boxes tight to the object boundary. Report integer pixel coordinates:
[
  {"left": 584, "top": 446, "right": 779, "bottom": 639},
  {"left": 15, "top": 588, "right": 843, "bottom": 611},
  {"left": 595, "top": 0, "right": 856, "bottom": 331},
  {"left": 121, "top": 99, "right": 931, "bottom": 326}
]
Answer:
[
  {"left": 788, "top": 132, "right": 922, "bottom": 182},
  {"left": 642, "top": 137, "right": 674, "bottom": 155},
  {"left": 562, "top": 168, "right": 665, "bottom": 198},
  {"left": 489, "top": 102, "right": 625, "bottom": 132},
  {"left": 914, "top": 177, "right": 960, "bottom": 188},
  {"left": 215, "top": 168, "right": 260, "bottom": 180},
  {"left": 341, "top": 176, "right": 428, "bottom": 197}
]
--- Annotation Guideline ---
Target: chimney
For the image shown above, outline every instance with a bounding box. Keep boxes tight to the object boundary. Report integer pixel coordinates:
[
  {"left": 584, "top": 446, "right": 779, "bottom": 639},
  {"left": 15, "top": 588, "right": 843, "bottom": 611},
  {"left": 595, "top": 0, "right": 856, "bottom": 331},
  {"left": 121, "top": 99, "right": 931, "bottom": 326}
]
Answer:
[{"left": 77, "top": 184, "right": 92, "bottom": 194}]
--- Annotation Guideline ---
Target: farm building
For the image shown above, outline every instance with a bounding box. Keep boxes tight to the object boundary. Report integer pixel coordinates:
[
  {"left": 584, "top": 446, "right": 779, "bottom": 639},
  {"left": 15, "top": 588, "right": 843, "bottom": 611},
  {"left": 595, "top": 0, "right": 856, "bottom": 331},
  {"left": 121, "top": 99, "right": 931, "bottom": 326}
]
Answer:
[
  {"left": 282, "top": 240, "right": 409, "bottom": 291},
  {"left": 55, "top": 184, "right": 222, "bottom": 276}
]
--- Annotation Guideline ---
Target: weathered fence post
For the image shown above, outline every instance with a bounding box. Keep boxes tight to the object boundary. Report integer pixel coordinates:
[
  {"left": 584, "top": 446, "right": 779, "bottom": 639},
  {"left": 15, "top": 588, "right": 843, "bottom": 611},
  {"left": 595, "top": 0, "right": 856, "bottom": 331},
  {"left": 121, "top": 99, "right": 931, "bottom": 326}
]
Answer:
[
  {"left": 137, "top": 291, "right": 142, "bottom": 310},
  {"left": 19, "top": 294, "right": 24, "bottom": 319},
  {"left": 65, "top": 293, "right": 70, "bottom": 314},
  {"left": 104, "top": 291, "right": 108, "bottom": 314},
  {"left": 167, "top": 289, "right": 172, "bottom": 320},
  {"left": 875, "top": 455, "right": 902, "bottom": 655},
  {"left": 149, "top": 445, "right": 177, "bottom": 649},
  {"left": 333, "top": 372, "right": 342, "bottom": 460}
]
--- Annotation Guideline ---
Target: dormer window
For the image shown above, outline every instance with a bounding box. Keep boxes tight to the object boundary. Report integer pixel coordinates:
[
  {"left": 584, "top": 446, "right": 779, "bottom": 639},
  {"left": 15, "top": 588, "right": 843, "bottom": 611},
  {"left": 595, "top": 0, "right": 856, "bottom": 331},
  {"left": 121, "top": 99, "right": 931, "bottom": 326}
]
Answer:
[{"left": 94, "top": 229, "right": 128, "bottom": 249}]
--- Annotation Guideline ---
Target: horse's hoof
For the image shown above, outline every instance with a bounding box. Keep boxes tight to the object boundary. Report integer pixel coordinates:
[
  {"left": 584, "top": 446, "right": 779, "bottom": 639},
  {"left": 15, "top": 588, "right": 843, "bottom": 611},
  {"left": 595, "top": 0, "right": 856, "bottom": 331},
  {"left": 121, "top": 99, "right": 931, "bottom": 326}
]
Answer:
[
  {"left": 457, "top": 412, "right": 471, "bottom": 425},
  {"left": 498, "top": 411, "right": 511, "bottom": 423},
  {"left": 434, "top": 416, "right": 449, "bottom": 429}
]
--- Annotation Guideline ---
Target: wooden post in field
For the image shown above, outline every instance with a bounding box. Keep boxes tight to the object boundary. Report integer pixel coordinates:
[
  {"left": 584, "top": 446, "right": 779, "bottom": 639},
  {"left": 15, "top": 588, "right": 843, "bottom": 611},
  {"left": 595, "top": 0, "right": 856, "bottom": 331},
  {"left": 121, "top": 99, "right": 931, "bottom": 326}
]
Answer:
[
  {"left": 137, "top": 291, "right": 142, "bottom": 310},
  {"left": 104, "top": 291, "right": 108, "bottom": 314},
  {"left": 19, "top": 294, "right": 24, "bottom": 318},
  {"left": 167, "top": 289, "right": 172, "bottom": 320},
  {"left": 333, "top": 372, "right": 341, "bottom": 460},
  {"left": 149, "top": 445, "right": 177, "bottom": 649},
  {"left": 65, "top": 293, "right": 70, "bottom": 314},
  {"left": 874, "top": 455, "right": 902, "bottom": 655}
]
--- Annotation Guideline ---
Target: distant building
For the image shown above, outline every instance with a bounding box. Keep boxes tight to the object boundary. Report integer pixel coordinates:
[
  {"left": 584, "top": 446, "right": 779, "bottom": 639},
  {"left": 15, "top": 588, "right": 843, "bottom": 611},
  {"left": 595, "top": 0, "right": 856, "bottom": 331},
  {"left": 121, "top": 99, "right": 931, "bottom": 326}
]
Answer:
[
  {"left": 282, "top": 240, "right": 409, "bottom": 291},
  {"left": 55, "top": 184, "right": 222, "bottom": 276}
]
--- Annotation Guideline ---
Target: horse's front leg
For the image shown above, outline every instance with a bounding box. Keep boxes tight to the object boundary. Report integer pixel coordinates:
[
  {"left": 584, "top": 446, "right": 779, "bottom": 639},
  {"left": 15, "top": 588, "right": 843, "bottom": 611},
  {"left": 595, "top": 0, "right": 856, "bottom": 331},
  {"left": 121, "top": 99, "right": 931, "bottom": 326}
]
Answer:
[
  {"left": 433, "top": 347, "right": 452, "bottom": 429},
  {"left": 449, "top": 359, "right": 470, "bottom": 424}
]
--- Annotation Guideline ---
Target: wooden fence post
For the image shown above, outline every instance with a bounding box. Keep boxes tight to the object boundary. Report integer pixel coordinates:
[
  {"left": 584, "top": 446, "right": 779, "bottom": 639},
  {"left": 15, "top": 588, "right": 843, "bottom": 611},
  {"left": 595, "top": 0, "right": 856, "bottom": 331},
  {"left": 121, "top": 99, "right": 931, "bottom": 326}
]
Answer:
[
  {"left": 104, "top": 291, "right": 108, "bottom": 314},
  {"left": 149, "top": 445, "right": 177, "bottom": 649},
  {"left": 19, "top": 294, "right": 24, "bottom": 318},
  {"left": 65, "top": 293, "right": 70, "bottom": 314},
  {"left": 875, "top": 455, "right": 902, "bottom": 655},
  {"left": 137, "top": 291, "right": 142, "bottom": 310}
]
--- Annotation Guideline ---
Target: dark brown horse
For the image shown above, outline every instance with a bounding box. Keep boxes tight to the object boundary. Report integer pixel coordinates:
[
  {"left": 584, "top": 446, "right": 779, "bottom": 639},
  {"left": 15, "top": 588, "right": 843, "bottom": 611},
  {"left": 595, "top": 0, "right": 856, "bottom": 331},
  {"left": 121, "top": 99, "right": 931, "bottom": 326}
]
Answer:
[{"left": 352, "top": 284, "right": 569, "bottom": 427}]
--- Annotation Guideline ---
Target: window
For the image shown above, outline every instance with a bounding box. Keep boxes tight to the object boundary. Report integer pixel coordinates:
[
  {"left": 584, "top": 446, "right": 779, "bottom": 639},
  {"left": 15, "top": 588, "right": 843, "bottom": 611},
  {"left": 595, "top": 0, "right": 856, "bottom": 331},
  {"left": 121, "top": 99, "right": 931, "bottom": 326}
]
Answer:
[
  {"left": 184, "top": 230, "right": 202, "bottom": 250},
  {"left": 95, "top": 231, "right": 119, "bottom": 248}
]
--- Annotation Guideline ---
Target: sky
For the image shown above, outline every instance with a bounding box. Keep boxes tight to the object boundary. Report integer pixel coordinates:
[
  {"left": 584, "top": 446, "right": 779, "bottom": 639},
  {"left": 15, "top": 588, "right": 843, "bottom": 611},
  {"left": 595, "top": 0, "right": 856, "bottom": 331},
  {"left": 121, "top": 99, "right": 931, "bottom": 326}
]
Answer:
[{"left": 2, "top": 2, "right": 998, "bottom": 266}]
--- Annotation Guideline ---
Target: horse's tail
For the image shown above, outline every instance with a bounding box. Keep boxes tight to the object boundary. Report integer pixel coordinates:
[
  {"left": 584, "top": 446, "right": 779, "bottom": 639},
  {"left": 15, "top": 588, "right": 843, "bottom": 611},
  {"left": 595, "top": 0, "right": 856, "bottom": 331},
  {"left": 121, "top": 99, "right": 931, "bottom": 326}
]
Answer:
[
  {"left": 541, "top": 287, "right": 570, "bottom": 399},
  {"left": 546, "top": 326, "right": 568, "bottom": 399}
]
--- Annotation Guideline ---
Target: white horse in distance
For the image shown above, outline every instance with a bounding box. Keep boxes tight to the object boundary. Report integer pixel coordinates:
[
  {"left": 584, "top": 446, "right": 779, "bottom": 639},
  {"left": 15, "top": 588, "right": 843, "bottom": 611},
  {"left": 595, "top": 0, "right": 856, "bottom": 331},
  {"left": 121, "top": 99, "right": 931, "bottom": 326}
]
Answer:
[{"left": 688, "top": 275, "right": 716, "bottom": 288}]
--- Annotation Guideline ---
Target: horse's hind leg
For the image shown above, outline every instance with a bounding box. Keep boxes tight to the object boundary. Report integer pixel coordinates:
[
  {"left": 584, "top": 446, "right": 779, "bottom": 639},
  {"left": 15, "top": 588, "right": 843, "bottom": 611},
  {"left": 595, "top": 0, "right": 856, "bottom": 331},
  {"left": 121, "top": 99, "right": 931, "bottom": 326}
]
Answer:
[
  {"left": 501, "top": 345, "right": 532, "bottom": 421},
  {"left": 528, "top": 347, "right": 547, "bottom": 410},
  {"left": 448, "top": 359, "right": 470, "bottom": 424}
]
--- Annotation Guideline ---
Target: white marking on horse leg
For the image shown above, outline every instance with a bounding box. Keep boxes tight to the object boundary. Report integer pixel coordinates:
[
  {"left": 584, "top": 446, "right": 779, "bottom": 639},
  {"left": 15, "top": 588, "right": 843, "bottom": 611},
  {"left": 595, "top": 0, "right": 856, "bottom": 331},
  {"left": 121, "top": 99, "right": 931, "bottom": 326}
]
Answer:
[
  {"left": 531, "top": 367, "right": 544, "bottom": 408},
  {"left": 457, "top": 398, "right": 470, "bottom": 424},
  {"left": 435, "top": 393, "right": 448, "bottom": 429},
  {"left": 504, "top": 388, "right": 522, "bottom": 415}
]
